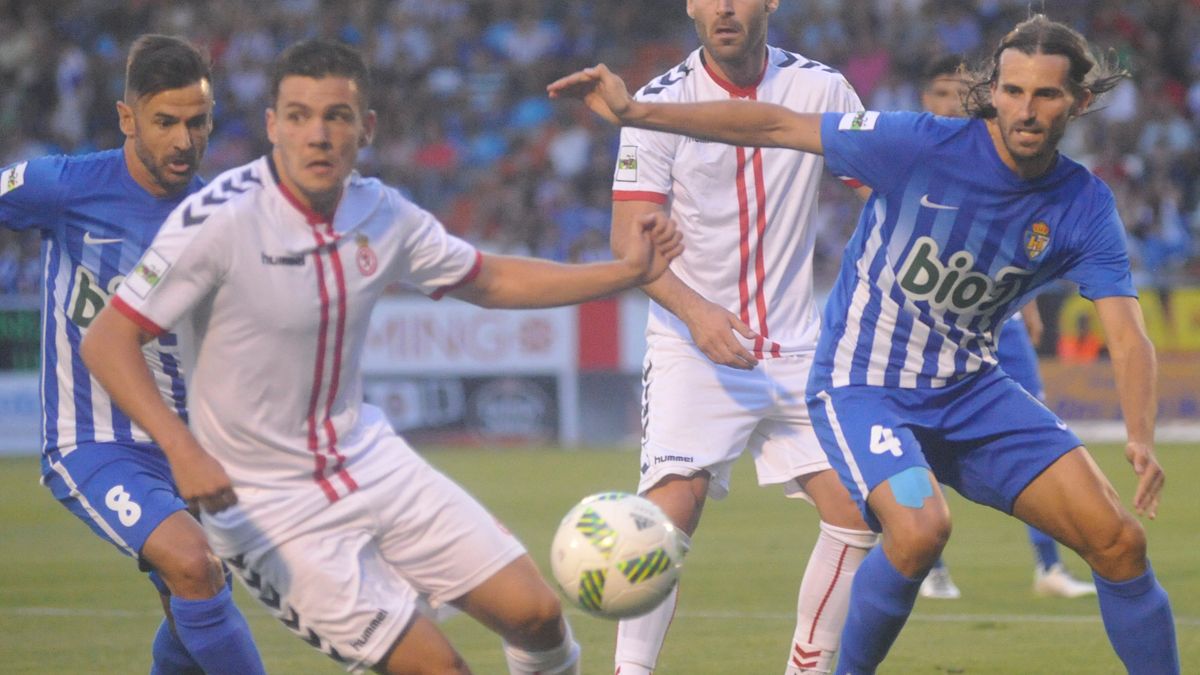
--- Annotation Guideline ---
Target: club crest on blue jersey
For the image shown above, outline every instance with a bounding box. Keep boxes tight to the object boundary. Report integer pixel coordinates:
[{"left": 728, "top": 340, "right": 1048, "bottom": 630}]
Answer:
[
  {"left": 1024, "top": 221, "right": 1050, "bottom": 260},
  {"left": 0, "top": 161, "right": 26, "bottom": 196}
]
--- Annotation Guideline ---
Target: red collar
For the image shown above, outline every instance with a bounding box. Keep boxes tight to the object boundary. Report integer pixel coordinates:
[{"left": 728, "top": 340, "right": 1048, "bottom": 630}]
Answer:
[{"left": 700, "top": 48, "right": 767, "bottom": 98}]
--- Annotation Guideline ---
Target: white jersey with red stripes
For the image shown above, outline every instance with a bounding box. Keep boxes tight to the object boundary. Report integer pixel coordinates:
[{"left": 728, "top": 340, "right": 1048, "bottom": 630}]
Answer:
[
  {"left": 613, "top": 46, "right": 862, "bottom": 358},
  {"left": 113, "top": 155, "right": 479, "bottom": 545}
]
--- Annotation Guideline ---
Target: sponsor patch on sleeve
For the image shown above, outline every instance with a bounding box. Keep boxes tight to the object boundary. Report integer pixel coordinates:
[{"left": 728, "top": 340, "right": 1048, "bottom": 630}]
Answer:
[
  {"left": 0, "top": 162, "right": 27, "bottom": 196},
  {"left": 615, "top": 146, "right": 639, "bottom": 182},
  {"left": 837, "top": 111, "right": 880, "bottom": 131},
  {"left": 123, "top": 248, "right": 171, "bottom": 299}
]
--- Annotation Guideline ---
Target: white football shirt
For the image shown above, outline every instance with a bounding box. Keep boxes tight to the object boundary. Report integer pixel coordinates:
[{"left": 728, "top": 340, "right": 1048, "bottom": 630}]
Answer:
[
  {"left": 113, "top": 156, "right": 480, "bottom": 541},
  {"left": 613, "top": 46, "right": 863, "bottom": 358}
]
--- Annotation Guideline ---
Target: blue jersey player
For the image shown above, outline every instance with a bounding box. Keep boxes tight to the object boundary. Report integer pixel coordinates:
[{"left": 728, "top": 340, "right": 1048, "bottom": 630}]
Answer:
[
  {"left": 550, "top": 13, "right": 1178, "bottom": 675},
  {"left": 0, "top": 35, "right": 264, "bottom": 674},
  {"left": 916, "top": 55, "right": 1096, "bottom": 601}
]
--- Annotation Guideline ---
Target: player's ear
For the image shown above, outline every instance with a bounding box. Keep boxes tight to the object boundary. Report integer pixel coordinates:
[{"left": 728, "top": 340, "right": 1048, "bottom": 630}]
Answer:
[
  {"left": 765, "top": 0, "right": 780, "bottom": 14},
  {"left": 359, "top": 109, "right": 377, "bottom": 148},
  {"left": 116, "top": 100, "right": 135, "bottom": 138},
  {"left": 1071, "top": 89, "right": 1094, "bottom": 118},
  {"left": 265, "top": 106, "right": 278, "bottom": 145},
  {"left": 685, "top": 0, "right": 695, "bottom": 19}
]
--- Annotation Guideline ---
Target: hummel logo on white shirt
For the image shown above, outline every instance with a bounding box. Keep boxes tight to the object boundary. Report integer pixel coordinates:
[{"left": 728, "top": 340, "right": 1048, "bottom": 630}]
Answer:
[
  {"left": 919, "top": 194, "right": 959, "bottom": 211},
  {"left": 83, "top": 232, "right": 123, "bottom": 245}
]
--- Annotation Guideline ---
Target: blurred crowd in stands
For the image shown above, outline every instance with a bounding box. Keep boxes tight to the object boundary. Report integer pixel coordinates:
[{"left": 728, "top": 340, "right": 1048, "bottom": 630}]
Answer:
[{"left": 2, "top": 0, "right": 1199, "bottom": 299}]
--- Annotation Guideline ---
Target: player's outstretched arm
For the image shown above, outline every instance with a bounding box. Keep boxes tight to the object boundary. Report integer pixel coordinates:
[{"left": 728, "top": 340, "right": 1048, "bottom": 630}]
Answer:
[
  {"left": 449, "top": 210, "right": 683, "bottom": 309},
  {"left": 81, "top": 306, "right": 237, "bottom": 514},
  {"left": 611, "top": 200, "right": 759, "bottom": 370},
  {"left": 1094, "top": 295, "right": 1163, "bottom": 519},
  {"left": 547, "top": 64, "right": 825, "bottom": 154}
]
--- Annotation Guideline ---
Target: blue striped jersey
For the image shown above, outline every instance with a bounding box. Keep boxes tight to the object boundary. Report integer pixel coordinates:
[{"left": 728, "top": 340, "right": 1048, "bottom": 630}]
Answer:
[
  {"left": 812, "top": 111, "right": 1135, "bottom": 390},
  {"left": 0, "top": 149, "right": 198, "bottom": 462}
]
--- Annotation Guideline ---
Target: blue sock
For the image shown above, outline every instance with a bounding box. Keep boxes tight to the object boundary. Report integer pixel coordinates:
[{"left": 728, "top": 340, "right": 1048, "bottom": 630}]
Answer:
[
  {"left": 170, "top": 585, "right": 266, "bottom": 675},
  {"left": 1026, "top": 525, "right": 1059, "bottom": 569},
  {"left": 150, "top": 618, "right": 203, "bottom": 675},
  {"left": 930, "top": 557, "right": 947, "bottom": 571},
  {"left": 1093, "top": 562, "right": 1180, "bottom": 675},
  {"left": 834, "top": 547, "right": 922, "bottom": 675}
]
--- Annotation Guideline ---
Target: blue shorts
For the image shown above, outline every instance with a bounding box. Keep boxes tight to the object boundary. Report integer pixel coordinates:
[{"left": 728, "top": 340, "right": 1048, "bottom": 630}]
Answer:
[
  {"left": 996, "top": 318, "right": 1044, "bottom": 399},
  {"left": 42, "top": 441, "right": 188, "bottom": 588},
  {"left": 807, "top": 367, "right": 1082, "bottom": 531}
]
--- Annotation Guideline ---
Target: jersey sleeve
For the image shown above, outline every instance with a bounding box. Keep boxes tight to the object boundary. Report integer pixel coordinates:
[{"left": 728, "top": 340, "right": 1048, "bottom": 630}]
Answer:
[
  {"left": 611, "top": 82, "right": 684, "bottom": 204},
  {"left": 819, "top": 110, "right": 929, "bottom": 194},
  {"left": 389, "top": 197, "right": 481, "bottom": 298},
  {"left": 113, "top": 189, "right": 232, "bottom": 335},
  {"left": 611, "top": 126, "right": 678, "bottom": 204},
  {"left": 0, "top": 156, "right": 65, "bottom": 232},
  {"left": 1061, "top": 188, "right": 1137, "bottom": 300}
]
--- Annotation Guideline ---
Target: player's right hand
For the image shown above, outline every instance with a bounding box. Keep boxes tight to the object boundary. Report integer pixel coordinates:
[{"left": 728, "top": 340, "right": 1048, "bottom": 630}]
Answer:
[
  {"left": 171, "top": 443, "right": 239, "bottom": 514},
  {"left": 1126, "top": 440, "right": 1164, "bottom": 519},
  {"left": 683, "top": 299, "right": 760, "bottom": 370},
  {"left": 623, "top": 211, "right": 683, "bottom": 285},
  {"left": 547, "top": 64, "right": 634, "bottom": 126}
]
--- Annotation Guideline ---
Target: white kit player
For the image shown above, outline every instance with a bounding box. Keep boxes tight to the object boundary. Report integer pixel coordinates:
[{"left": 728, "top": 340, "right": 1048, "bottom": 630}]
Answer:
[
  {"left": 82, "top": 40, "right": 682, "bottom": 675},
  {"left": 605, "top": 2, "right": 876, "bottom": 673}
]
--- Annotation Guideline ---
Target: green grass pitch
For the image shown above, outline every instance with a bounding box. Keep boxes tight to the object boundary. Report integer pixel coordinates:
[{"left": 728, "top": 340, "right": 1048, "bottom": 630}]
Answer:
[{"left": 2, "top": 443, "right": 1197, "bottom": 673}]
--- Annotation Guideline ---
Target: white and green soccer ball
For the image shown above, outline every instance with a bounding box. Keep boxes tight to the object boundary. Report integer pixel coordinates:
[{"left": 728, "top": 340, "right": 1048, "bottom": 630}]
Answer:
[{"left": 550, "top": 492, "right": 685, "bottom": 620}]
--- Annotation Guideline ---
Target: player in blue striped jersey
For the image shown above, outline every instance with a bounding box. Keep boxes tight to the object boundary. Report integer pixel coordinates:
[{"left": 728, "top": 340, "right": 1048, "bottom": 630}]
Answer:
[
  {"left": 0, "top": 35, "right": 264, "bottom": 674},
  {"left": 916, "top": 54, "right": 1097, "bottom": 602},
  {"left": 550, "top": 13, "right": 1178, "bottom": 674}
]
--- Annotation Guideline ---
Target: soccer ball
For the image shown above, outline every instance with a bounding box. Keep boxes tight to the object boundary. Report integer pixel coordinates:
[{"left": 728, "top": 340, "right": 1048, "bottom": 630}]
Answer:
[{"left": 550, "top": 492, "right": 685, "bottom": 620}]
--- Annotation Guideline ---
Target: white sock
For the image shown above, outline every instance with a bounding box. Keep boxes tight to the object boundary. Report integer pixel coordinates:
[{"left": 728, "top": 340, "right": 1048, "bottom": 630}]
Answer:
[
  {"left": 614, "top": 530, "right": 689, "bottom": 674},
  {"left": 504, "top": 619, "right": 581, "bottom": 675},
  {"left": 613, "top": 583, "right": 676, "bottom": 674},
  {"left": 785, "top": 521, "right": 877, "bottom": 674}
]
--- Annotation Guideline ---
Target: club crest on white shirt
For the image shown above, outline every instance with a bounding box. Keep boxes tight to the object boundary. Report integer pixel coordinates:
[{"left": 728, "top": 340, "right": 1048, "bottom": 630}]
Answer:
[
  {"left": 615, "top": 146, "right": 638, "bottom": 182},
  {"left": 125, "top": 248, "right": 171, "bottom": 299}
]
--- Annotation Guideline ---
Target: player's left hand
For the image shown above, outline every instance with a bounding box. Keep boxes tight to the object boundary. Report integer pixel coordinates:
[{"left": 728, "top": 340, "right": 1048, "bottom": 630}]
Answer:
[
  {"left": 1126, "top": 440, "right": 1164, "bottom": 519},
  {"left": 621, "top": 211, "right": 683, "bottom": 285},
  {"left": 547, "top": 64, "right": 634, "bottom": 126}
]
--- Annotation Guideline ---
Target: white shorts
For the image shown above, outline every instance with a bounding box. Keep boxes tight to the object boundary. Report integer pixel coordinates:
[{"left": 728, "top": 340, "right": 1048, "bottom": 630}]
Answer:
[
  {"left": 218, "top": 435, "right": 525, "bottom": 672},
  {"left": 639, "top": 341, "right": 829, "bottom": 500}
]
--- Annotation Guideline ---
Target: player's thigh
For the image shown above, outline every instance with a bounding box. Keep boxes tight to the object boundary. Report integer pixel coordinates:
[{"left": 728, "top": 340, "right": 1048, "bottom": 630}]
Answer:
[
  {"left": 806, "top": 386, "right": 929, "bottom": 531},
  {"left": 43, "top": 442, "right": 187, "bottom": 561},
  {"left": 227, "top": 508, "right": 418, "bottom": 672},
  {"left": 453, "top": 554, "right": 564, "bottom": 649},
  {"left": 640, "top": 345, "right": 770, "bottom": 499},
  {"left": 938, "top": 370, "right": 1081, "bottom": 515},
  {"left": 1012, "top": 446, "right": 1142, "bottom": 562},
  {"left": 373, "top": 450, "right": 527, "bottom": 612}
]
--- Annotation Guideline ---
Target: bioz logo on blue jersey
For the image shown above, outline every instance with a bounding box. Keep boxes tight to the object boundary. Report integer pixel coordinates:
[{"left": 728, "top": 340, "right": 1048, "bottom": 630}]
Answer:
[
  {"left": 69, "top": 267, "right": 123, "bottom": 328},
  {"left": 897, "top": 236, "right": 1031, "bottom": 313}
]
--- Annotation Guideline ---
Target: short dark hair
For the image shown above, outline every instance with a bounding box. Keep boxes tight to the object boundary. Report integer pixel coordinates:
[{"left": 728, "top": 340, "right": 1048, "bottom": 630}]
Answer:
[
  {"left": 923, "top": 54, "right": 965, "bottom": 87},
  {"left": 125, "top": 34, "right": 211, "bottom": 101},
  {"left": 271, "top": 39, "right": 371, "bottom": 109},
  {"left": 964, "top": 14, "right": 1128, "bottom": 119}
]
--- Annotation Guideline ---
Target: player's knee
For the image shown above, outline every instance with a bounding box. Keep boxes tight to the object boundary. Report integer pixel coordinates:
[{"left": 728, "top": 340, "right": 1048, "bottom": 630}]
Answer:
[
  {"left": 504, "top": 591, "right": 565, "bottom": 650},
  {"left": 159, "top": 548, "right": 227, "bottom": 599},
  {"left": 884, "top": 515, "right": 951, "bottom": 575},
  {"left": 1083, "top": 512, "right": 1147, "bottom": 580},
  {"left": 644, "top": 473, "right": 708, "bottom": 535}
]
